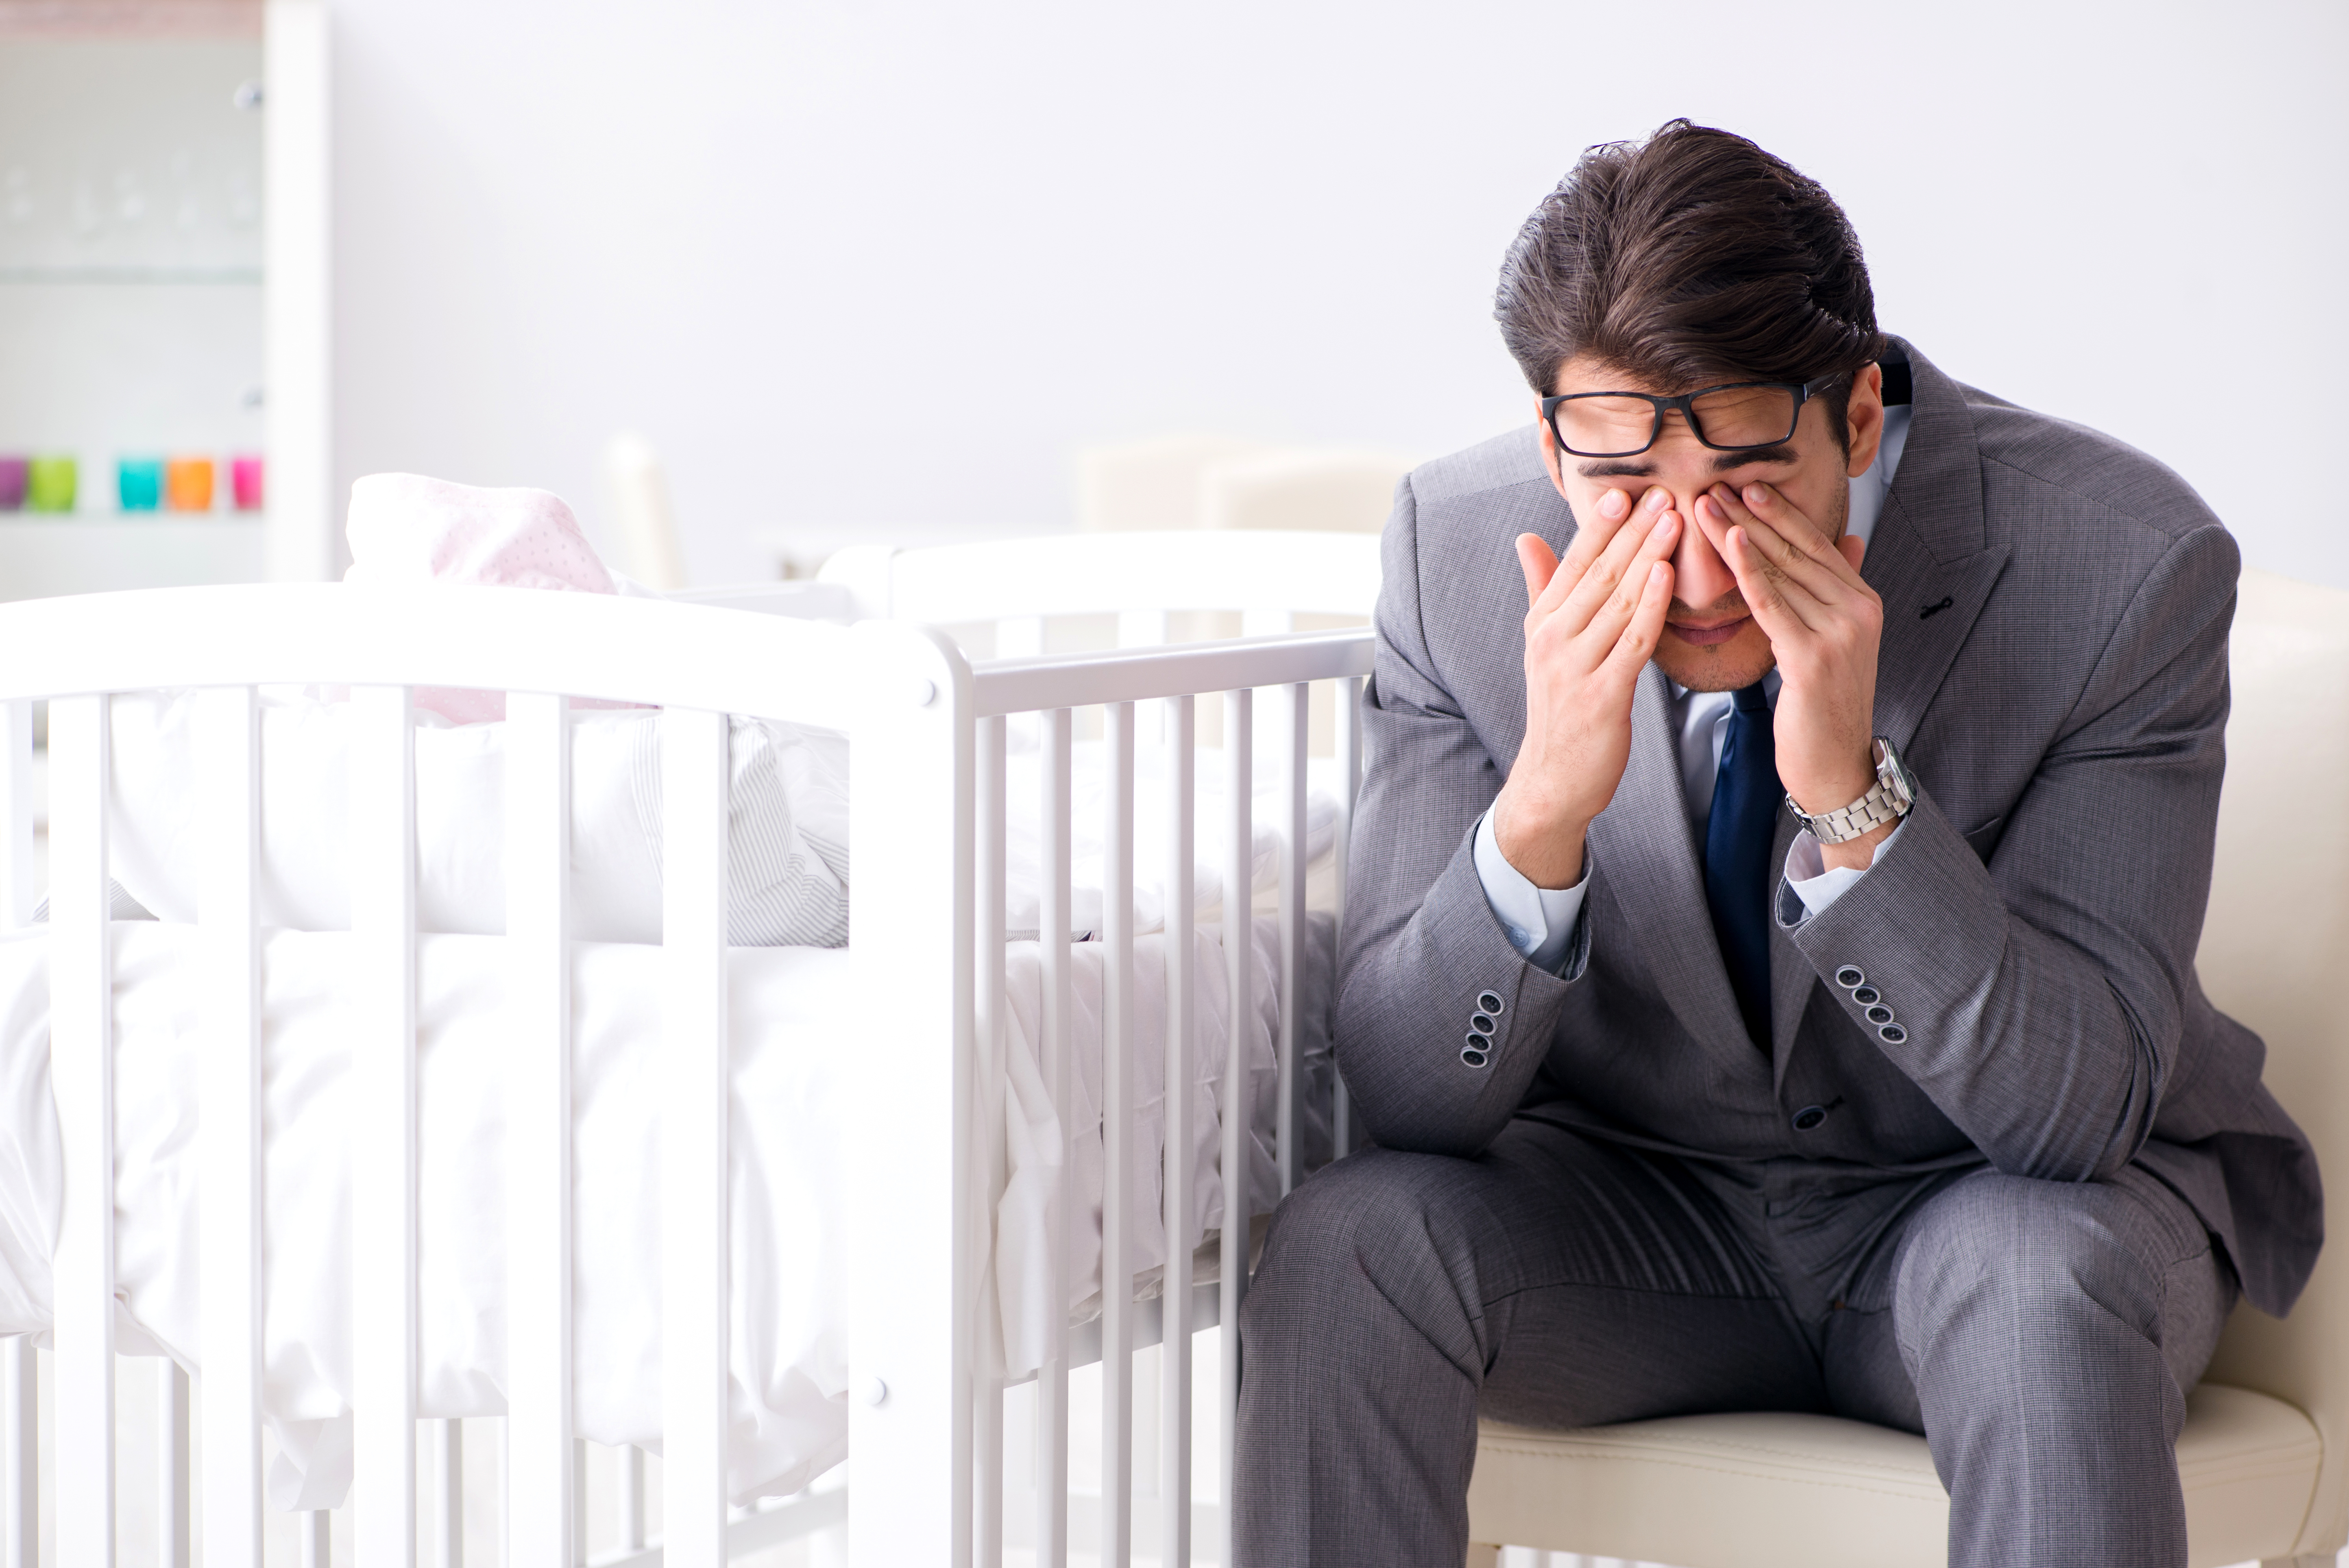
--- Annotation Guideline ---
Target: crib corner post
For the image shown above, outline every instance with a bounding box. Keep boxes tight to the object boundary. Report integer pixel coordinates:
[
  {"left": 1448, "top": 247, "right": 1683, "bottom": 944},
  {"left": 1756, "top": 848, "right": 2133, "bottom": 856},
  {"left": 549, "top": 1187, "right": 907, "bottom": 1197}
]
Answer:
[{"left": 845, "top": 620, "right": 976, "bottom": 1568}]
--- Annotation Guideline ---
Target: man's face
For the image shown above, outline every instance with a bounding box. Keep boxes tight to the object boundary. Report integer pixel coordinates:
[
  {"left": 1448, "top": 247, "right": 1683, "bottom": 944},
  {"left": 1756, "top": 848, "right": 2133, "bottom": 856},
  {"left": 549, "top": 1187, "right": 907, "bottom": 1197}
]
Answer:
[{"left": 1538, "top": 355, "right": 1886, "bottom": 692}]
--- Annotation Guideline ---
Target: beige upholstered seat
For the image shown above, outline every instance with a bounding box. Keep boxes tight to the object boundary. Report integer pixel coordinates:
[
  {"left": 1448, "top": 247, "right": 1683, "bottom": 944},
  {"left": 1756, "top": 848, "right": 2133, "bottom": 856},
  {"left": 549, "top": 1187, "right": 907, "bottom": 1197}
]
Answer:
[{"left": 1467, "top": 568, "right": 2349, "bottom": 1568}]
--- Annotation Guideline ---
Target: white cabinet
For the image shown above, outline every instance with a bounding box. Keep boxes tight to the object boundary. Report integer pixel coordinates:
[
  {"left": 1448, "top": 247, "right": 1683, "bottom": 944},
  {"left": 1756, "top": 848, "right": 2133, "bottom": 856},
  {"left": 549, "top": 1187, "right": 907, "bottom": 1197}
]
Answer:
[{"left": 0, "top": 0, "right": 328, "bottom": 599}]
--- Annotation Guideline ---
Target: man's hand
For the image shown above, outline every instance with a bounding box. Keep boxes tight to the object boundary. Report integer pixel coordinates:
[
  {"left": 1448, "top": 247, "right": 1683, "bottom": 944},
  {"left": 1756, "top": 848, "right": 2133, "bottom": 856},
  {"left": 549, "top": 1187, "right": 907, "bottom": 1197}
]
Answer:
[
  {"left": 1493, "top": 487, "right": 1680, "bottom": 888},
  {"left": 1693, "top": 480, "right": 1891, "bottom": 870}
]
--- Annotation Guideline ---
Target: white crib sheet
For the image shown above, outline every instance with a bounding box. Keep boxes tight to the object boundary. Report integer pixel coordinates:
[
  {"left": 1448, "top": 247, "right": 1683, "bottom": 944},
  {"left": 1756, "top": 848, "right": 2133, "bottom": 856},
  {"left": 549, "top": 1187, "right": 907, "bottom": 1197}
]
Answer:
[{"left": 0, "top": 913, "right": 1335, "bottom": 1510}]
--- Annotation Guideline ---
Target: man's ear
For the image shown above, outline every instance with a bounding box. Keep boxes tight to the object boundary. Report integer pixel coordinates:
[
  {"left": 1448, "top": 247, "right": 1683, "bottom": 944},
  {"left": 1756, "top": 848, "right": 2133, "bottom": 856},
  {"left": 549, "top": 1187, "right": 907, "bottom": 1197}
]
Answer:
[{"left": 1844, "top": 362, "right": 1886, "bottom": 479}]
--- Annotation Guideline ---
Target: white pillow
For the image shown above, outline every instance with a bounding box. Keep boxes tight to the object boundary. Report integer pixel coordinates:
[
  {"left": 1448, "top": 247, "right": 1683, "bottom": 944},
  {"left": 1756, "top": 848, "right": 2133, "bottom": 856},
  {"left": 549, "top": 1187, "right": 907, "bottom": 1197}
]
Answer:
[{"left": 105, "top": 691, "right": 849, "bottom": 947}]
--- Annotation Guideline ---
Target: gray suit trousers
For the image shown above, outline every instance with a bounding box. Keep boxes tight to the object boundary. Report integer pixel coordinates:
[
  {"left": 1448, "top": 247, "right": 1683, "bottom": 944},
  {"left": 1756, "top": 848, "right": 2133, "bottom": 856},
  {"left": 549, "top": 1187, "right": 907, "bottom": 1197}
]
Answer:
[{"left": 1234, "top": 1118, "right": 2236, "bottom": 1568}]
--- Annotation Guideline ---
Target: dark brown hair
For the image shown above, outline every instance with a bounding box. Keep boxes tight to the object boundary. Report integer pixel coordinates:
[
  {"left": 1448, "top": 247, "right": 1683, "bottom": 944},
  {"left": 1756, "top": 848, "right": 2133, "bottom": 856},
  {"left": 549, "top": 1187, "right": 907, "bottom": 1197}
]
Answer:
[{"left": 1496, "top": 121, "right": 1885, "bottom": 445}]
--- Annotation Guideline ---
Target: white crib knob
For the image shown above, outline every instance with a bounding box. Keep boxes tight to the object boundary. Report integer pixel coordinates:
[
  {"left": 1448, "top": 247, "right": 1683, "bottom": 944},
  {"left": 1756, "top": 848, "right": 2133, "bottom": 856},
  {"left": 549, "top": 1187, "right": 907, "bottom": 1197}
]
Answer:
[{"left": 859, "top": 1375, "right": 889, "bottom": 1407}]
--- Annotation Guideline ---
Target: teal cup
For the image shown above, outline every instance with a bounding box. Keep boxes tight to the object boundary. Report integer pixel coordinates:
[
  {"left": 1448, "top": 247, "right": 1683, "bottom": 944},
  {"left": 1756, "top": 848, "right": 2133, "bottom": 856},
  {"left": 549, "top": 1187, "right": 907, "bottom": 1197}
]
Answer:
[{"left": 118, "top": 457, "right": 163, "bottom": 512}]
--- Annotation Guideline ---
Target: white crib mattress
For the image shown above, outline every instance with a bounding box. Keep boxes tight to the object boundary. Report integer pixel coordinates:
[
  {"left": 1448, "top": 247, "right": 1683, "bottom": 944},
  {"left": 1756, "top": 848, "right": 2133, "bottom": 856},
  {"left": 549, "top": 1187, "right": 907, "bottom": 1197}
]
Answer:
[{"left": 0, "top": 915, "right": 1335, "bottom": 1510}]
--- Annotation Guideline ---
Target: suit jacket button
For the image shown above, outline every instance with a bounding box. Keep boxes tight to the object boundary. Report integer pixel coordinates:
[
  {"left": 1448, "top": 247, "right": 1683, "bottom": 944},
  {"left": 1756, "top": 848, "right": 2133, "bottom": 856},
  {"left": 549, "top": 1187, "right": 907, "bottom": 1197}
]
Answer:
[
  {"left": 1834, "top": 967, "right": 1865, "bottom": 989},
  {"left": 1792, "top": 1104, "right": 1829, "bottom": 1132},
  {"left": 1470, "top": 1012, "right": 1497, "bottom": 1034},
  {"left": 1478, "top": 990, "right": 1505, "bottom": 1015}
]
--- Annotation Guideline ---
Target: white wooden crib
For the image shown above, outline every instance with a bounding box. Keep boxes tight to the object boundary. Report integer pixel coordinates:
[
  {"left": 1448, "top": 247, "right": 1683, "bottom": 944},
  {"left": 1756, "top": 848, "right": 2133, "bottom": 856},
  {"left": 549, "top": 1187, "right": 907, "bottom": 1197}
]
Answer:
[{"left": 0, "top": 527, "right": 1381, "bottom": 1568}]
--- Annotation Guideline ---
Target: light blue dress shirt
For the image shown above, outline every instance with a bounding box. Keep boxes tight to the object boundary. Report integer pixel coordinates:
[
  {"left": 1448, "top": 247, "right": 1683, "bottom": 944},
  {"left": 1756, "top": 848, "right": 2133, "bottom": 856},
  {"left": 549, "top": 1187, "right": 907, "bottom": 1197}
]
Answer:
[{"left": 1475, "top": 406, "right": 1913, "bottom": 972}]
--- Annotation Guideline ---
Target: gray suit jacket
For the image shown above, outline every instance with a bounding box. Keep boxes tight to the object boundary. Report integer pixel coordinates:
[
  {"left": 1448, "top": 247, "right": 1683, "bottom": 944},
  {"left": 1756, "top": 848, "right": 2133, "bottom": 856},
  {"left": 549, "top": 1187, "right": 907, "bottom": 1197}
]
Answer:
[{"left": 1336, "top": 339, "right": 2321, "bottom": 1317}]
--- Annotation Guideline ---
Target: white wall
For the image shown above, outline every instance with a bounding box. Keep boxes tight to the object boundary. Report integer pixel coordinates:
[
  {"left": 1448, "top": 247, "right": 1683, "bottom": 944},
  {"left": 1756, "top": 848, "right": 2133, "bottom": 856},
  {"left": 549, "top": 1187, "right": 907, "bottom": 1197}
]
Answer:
[{"left": 330, "top": 0, "right": 2349, "bottom": 588}]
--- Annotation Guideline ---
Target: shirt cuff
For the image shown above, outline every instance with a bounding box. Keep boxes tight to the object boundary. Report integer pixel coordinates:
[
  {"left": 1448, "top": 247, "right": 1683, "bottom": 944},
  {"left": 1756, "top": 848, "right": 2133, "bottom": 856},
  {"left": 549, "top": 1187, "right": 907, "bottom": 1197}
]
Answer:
[
  {"left": 1473, "top": 807, "right": 1589, "bottom": 973},
  {"left": 1783, "top": 818, "right": 1907, "bottom": 921}
]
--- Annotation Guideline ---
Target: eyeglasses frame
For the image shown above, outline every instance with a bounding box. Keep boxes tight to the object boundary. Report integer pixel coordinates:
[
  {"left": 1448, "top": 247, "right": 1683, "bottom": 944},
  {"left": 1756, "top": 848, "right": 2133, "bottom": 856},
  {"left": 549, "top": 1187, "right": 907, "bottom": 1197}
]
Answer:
[{"left": 1539, "top": 372, "right": 1849, "bottom": 460}]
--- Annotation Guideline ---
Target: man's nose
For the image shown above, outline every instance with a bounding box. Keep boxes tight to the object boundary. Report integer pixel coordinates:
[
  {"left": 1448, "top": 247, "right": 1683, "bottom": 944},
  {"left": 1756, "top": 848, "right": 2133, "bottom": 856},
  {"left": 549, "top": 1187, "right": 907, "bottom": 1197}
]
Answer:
[{"left": 1669, "top": 491, "right": 1739, "bottom": 610}]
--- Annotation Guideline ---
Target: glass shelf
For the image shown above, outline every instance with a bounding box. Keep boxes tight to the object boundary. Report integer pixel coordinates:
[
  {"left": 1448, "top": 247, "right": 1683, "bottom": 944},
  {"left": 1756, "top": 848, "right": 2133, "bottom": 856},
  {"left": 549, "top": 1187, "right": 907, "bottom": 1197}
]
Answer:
[{"left": 0, "top": 266, "right": 263, "bottom": 286}]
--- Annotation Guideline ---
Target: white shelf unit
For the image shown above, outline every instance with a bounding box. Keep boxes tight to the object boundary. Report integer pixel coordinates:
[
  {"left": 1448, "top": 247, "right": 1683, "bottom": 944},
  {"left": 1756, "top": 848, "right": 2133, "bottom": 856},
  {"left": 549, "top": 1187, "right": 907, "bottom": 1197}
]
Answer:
[{"left": 0, "top": 0, "right": 329, "bottom": 598}]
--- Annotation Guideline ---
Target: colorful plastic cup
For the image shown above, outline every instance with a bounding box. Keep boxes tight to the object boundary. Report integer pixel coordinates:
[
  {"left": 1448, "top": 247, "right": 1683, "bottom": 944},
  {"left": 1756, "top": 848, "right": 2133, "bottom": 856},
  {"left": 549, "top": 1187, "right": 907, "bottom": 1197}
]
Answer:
[
  {"left": 118, "top": 457, "right": 163, "bottom": 512},
  {"left": 165, "top": 456, "right": 214, "bottom": 512},
  {"left": 26, "top": 456, "right": 76, "bottom": 513},
  {"left": 0, "top": 458, "right": 25, "bottom": 512},
  {"left": 231, "top": 454, "right": 264, "bottom": 511}
]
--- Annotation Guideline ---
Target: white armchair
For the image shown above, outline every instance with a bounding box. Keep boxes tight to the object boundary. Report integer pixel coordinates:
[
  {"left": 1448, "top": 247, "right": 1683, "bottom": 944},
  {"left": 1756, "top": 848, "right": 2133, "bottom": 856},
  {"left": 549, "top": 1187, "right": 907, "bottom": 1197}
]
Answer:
[{"left": 1466, "top": 566, "right": 2349, "bottom": 1568}]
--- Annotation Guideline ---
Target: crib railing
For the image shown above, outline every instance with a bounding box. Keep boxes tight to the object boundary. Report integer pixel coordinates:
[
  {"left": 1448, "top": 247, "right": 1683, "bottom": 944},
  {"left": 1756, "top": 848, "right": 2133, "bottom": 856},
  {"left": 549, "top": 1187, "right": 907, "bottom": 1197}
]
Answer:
[
  {"left": 958, "top": 632, "right": 1370, "bottom": 1568},
  {"left": 0, "top": 583, "right": 1374, "bottom": 1567}
]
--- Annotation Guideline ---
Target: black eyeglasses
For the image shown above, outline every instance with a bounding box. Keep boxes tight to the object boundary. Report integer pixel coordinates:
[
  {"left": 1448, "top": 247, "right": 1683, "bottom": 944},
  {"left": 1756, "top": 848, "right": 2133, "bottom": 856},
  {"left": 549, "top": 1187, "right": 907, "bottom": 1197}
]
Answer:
[{"left": 1540, "top": 374, "right": 1846, "bottom": 459}]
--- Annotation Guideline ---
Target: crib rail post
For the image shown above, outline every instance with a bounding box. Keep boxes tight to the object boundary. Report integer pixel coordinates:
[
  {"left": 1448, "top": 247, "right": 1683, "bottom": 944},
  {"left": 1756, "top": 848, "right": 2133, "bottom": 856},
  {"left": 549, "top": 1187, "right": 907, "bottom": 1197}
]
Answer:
[
  {"left": 1333, "top": 673, "right": 1363, "bottom": 1159},
  {"left": 1219, "top": 686, "right": 1253, "bottom": 1566},
  {"left": 1100, "top": 699, "right": 1136, "bottom": 1568},
  {"left": 661, "top": 705, "right": 730, "bottom": 1567},
  {"left": 507, "top": 691, "right": 575, "bottom": 1568},
  {"left": 1274, "top": 682, "right": 1309, "bottom": 1196},
  {"left": 846, "top": 622, "right": 974, "bottom": 1568},
  {"left": 1036, "top": 707, "right": 1074, "bottom": 1568},
  {"left": 198, "top": 684, "right": 266, "bottom": 1568},
  {"left": 973, "top": 713, "right": 1008, "bottom": 1568},
  {"left": 51, "top": 693, "right": 115, "bottom": 1565},
  {"left": 159, "top": 1361, "right": 191, "bottom": 1568},
  {"left": 1159, "top": 695, "right": 1196, "bottom": 1567},
  {"left": 351, "top": 683, "right": 420, "bottom": 1568},
  {"left": 1, "top": 1337, "right": 27, "bottom": 1568}
]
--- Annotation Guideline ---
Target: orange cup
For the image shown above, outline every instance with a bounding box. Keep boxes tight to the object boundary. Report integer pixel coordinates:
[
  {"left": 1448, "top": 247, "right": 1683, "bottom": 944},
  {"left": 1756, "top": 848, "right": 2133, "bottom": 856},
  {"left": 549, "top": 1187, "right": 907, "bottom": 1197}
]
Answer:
[{"left": 164, "top": 456, "right": 214, "bottom": 512}]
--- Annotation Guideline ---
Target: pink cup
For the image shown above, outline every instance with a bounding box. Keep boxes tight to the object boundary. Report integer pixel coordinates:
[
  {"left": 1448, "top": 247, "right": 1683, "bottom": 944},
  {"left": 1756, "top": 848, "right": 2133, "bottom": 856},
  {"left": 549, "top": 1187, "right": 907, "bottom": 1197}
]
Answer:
[{"left": 231, "top": 455, "right": 264, "bottom": 511}]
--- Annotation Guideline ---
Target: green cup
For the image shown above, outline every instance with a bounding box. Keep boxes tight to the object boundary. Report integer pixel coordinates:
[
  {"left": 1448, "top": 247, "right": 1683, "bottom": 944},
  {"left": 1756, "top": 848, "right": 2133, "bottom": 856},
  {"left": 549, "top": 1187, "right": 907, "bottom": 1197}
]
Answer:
[
  {"left": 118, "top": 457, "right": 163, "bottom": 512},
  {"left": 26, "top": 456, "right": 76, "bottom": 514}
]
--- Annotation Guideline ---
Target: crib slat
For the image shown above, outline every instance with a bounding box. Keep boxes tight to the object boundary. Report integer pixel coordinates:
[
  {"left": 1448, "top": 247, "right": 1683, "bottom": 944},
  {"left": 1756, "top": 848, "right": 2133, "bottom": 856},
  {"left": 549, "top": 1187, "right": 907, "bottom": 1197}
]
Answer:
[
  {"left": 1332, "top": 674, "right": 1363, "bottom": 1160},
  {"left": 197, "top": 684, "right": 265, "bottom": 1568},
  {"left": 619, "top": 1446, "right": 648, "bottom": 1549},
  {"left": 506, "top": 692, "right": 574, "bottom": 1568},
  {"left": 159, "top": 1360, "right": 190, "bottom": 1568},
  {"left": 299, "top": 1510, "right": 329, "bottom": 1568},
  {"left": 1, "top": 700, "right": 28, "bottom": 927},
  {"left": 974, "top": 714, "right": 1007, "bottom": 1568},
  {"left": 661, "top": 707, "right": 730, "bottom": 1567},
  {"left": 1100, "top": 700, "right": 1135, "bottom": 1568},
  {"left": 351, "top": 684, "right": 419, "bottom": 1568},
  {"left": 0, "top": 1339, "right": 29, "bottom": 1568},
  {"left": 1275, "top": 683, "right": 1308, "bottom": 1197},
  {"left": 3, "top": 1337, "right": 29, "bottom": 1568},
  {"left": 1218, "top": 688, "right": 1252, "bottom": 1566},
  {"left": 430, "top": 1421, "right": 462, "bottom": 1568},
  {"left": 1036, "top": 708, "right": 1074, "bottom": 1568},
  {"left": 50, "top": 693, "right": 115, "bottom": 1565},
  {"left": 1160, "top": 695, "right": 1195, "bottom": 1567}
]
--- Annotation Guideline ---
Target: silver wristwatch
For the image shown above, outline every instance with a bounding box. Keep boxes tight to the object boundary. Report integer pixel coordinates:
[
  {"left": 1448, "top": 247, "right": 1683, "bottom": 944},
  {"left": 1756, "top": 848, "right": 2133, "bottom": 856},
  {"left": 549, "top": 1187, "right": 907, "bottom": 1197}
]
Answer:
[{"left": 1786, "top": 736, "right": 1916, "bottom": 845}]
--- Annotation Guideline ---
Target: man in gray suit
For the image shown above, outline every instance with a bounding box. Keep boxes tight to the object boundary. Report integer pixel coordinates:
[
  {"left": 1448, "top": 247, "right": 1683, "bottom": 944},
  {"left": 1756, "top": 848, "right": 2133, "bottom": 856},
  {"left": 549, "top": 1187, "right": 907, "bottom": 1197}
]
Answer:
[{"left": 1235, "top": 120, "right": 2321, "bottom": 1567}]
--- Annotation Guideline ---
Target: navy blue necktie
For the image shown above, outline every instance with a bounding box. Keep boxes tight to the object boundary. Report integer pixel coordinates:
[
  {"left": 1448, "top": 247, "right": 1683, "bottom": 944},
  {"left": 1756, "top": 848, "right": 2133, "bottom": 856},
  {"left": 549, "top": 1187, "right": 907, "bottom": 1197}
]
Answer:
[{"left": 1704, "top": 682, "right": 1780, "bottom": 1050}]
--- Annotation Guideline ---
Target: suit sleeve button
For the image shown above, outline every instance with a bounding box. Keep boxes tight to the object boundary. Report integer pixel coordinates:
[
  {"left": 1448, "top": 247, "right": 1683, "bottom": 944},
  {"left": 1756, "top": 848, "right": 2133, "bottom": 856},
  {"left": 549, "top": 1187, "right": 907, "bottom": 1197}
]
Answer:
[
  {"left": 1792, "top": 1105, "right": 1829, "bottom": 1131},
  {"left": 1850, "top": 985, "right": 1881, "bottom": 1005},
  {"left": 1834, "top": 967, "right": 1865, "bottom": 989},
  {"left": 1460, "top": 1046, "right": 1490, "bottom": 1068},
  {"left": 1477, "top": 990, "right": 1505, "bottom": 1015}
]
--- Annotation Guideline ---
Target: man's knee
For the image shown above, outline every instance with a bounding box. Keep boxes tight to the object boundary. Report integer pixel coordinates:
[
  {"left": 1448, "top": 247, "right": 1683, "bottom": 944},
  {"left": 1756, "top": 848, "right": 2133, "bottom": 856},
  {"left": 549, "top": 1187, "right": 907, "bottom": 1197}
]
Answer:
[
  {"left": 1894, "top": 1172, "right": 2167, "bottom": 1378},
  {"left": 1245, "top": 1148, "right": 1487, "bottom": 1367}
]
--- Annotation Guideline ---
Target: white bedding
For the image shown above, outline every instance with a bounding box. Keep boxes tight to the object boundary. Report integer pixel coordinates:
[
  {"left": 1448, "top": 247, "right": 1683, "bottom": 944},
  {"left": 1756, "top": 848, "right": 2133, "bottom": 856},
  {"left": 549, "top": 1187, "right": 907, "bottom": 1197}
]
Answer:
[{"left": 0, "top": 912, "right": 1336, "bottom": 1510}]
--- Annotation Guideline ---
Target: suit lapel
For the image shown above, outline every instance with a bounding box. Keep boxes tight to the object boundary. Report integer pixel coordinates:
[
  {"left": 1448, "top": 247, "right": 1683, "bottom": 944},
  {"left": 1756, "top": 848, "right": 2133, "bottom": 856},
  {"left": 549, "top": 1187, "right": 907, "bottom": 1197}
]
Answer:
[
  {"left": 1587, "top": 664, "right": 1755, "bottom": 1056},
  {"left": 1862, "top": 340, "right": 2012, "bottom": 754}
]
